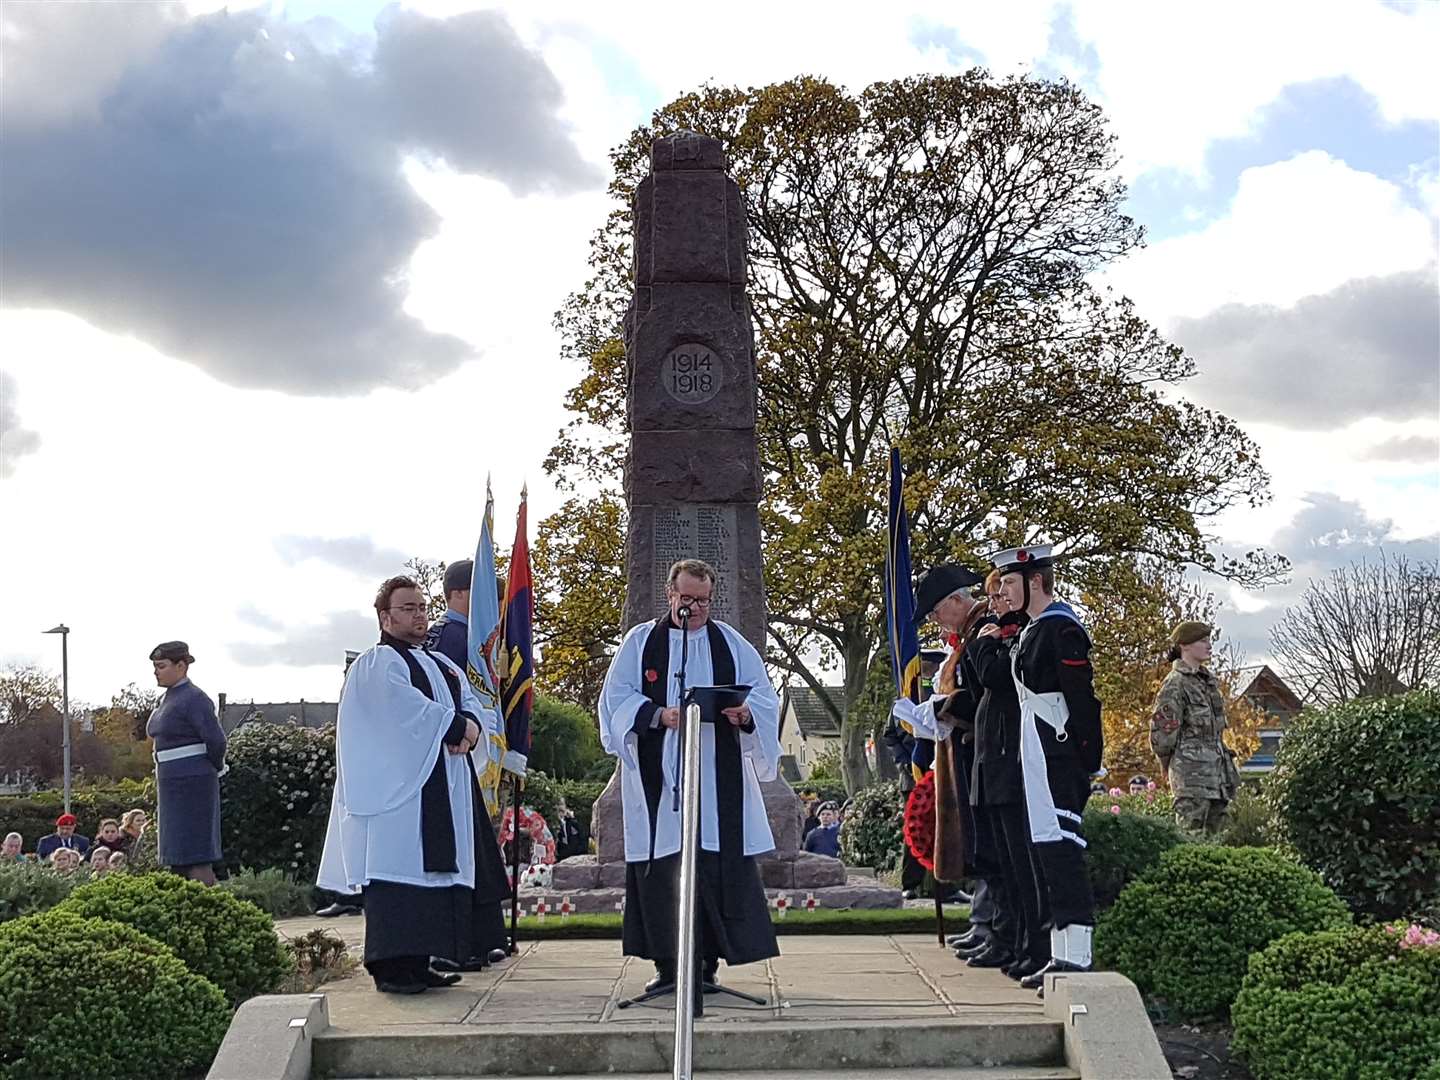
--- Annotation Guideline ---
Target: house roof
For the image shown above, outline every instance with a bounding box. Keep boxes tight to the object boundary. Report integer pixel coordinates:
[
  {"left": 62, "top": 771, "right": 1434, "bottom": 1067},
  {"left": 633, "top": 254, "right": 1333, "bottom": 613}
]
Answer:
[
  {"left": 780, "top": 685, "right": 844, "bottom": 740},
  {"left": 1233, "top": 665, "right": 1304, "bottom": 715}
]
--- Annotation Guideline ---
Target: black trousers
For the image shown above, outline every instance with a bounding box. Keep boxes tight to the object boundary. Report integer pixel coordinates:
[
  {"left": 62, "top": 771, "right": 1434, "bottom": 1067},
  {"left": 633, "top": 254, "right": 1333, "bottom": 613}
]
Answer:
[
  {"left": 990, "top": 801, "right": 1049, "bottom": 962},
  {"left": 969, "top": 805, "right": 1014, "bottom": 949},
  {"left": 1020, "top": 749, "right": 1096, "bottom": 929}
]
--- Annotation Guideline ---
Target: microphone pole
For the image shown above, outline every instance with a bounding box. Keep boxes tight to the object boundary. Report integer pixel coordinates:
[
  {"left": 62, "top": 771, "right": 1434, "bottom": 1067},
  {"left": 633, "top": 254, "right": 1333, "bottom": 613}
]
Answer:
[{"left": 671, "top": 605, "right": 692, "bottom": 812}]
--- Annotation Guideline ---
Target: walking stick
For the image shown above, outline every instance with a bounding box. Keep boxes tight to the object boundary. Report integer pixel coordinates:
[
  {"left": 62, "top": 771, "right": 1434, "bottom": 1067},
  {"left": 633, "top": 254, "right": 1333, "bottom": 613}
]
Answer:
[
  {"left": 508, "top": 773, "right": 523, "bottom": 953},
  {"left": 935, "top": 893, "right": 945, "bottom": 946}
]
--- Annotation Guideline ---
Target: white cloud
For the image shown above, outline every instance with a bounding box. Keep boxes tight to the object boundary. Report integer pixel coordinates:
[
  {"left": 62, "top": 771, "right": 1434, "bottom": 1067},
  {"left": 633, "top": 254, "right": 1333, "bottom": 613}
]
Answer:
[{"left": 1106, "top": 152, "right": 1437, "bottom": 323}]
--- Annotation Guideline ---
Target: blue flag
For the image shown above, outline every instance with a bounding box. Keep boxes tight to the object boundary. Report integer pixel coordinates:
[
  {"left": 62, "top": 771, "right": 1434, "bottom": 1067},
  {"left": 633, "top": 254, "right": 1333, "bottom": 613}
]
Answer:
[
  {"left": 468, "top": 481, "right": 506, "bottom": 813},
  {"left": 885, "top": 447, "right": 922, "bottom": 706}
]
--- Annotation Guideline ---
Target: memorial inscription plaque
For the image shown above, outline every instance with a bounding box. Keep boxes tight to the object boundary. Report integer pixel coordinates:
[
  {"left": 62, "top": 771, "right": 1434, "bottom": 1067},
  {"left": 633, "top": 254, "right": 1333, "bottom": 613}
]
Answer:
[
  {"left": 650, "top": 504, "right": 737, "bottom": 622},
  {"left": 659, "top": 342, "right": 723, "bottom": 405}
]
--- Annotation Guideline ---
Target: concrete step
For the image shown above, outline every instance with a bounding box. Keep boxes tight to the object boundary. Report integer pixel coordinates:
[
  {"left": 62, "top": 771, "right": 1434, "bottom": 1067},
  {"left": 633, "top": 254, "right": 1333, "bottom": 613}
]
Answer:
[
  {"left": 312, "top": 1016, "right": 1067, "bottom": 1078},
  {"left": 331, "top": 1070, "right": 1081, "bottom": 1080}
]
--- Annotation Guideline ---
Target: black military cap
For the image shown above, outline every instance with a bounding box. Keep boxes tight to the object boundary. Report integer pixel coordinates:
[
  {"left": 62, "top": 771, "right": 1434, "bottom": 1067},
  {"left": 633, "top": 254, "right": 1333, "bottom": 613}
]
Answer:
[
  {"left": 443, "top": 559, "right": 474, "bottom": 594},
  {"left": 914, "top": 564, "right": 985, "bottom": 626}
]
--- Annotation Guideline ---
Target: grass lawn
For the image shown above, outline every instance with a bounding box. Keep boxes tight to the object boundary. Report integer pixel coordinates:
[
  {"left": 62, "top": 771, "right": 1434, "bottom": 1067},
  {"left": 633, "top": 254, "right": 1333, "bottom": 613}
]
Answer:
[{"left": 510, "top": 905, "right": 970, "bottom": 940}]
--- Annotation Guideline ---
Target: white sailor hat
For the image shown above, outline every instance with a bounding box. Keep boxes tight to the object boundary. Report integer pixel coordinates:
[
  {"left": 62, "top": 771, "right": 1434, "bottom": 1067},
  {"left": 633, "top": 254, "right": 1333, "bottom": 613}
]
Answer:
[{"left": 989, "top": 545, "right": 1055, "bottom": 575}]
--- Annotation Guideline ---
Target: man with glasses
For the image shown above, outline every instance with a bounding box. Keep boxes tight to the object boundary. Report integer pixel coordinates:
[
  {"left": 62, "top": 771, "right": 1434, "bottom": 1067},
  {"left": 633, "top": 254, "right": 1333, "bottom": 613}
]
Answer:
[
  {"left": 317, "top": 575, "right": 510, "bottom": 994},
  {"left": 599, "top": 558, "right": 782, "bottom": 995}
]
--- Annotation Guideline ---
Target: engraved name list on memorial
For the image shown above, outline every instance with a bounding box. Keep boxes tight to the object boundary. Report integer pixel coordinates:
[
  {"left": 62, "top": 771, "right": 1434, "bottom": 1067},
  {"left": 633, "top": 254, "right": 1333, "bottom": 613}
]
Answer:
[{"left": 652, "top": 505, "right": 738, "bottom": 624}]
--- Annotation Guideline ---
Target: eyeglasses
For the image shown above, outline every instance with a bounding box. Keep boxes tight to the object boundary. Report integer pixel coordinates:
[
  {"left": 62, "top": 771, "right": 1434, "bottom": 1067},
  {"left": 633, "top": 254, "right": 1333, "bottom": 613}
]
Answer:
[
  {"left": 675, "top": 595, "right": 712, "bottom": 609},
  {"left": 388, "top": 603, "right": 427, "bottom": 615}
]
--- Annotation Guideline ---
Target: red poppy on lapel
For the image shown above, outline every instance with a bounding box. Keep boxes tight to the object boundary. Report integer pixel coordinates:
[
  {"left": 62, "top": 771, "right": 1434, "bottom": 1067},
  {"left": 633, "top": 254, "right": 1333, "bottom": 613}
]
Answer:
[{"left": 644, "top": 669, "right": 659, "bottom": 684}]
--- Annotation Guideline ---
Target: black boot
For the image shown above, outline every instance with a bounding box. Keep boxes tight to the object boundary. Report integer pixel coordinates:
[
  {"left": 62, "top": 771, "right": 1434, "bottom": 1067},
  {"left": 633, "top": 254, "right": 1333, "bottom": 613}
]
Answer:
[
  {"left": 966, "top": 942, "right": 1016, "bottom": 969},
  {"left": 644, "top": 961, "right": 676, "bottom": 993}
]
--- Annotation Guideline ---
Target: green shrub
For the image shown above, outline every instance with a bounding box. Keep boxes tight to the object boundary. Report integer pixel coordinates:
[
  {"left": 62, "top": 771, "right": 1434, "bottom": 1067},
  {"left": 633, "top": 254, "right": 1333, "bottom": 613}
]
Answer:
[
  {"left": 220, "top": 721, "right": 335, "bottom": 880},
  {"left": 839, "top": 781, "right": 904, "bottom": 873},
  {"left": 58, "top": 871, "right": 291, "bottom": 1006},
  {"left": 0, "top": 782, "right": 154, "bottom": 852},
  {"left": 0, "top": 860, "right": 86, "bottom": 923},
  {"left": 0, "top": 910, "right": 229, "bottom": 1080},
  {"left": 1094, "top": 844, "right": 1351, "bottom": 1021},
  {"left": 1082, "top": 801, "right": 1190, "bottom": 909},
  {"left": 1088, "top": 787, "right": 1177, "bottom": 819},
  {"left": 528, "top": 695, "right": 606, "bottom": 780},
  {"left": 1232, "top": 923, "right": 1440, "bottom": 1080},
  {"left": 219, "top": 867, "right": 314, "bottom": 918},
  {"left": 1219, "top": 784, "right": 1273, "bottom": 848},
  {"left": 1266, "top": 689, "right": 1440, "bottom": 919}
]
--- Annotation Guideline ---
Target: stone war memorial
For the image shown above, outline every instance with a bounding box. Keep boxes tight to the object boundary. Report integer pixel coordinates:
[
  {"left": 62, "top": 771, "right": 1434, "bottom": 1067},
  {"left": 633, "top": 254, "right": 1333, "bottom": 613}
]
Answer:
[{"left": 542, "top": 131, "right": 895, "bottom": 913}]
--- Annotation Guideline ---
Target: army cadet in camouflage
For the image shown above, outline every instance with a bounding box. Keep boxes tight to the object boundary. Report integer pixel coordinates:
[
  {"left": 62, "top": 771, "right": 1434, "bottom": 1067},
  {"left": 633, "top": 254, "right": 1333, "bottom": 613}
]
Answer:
[{"left": 1149, "top": 621, "right": 1240, "bottom": 834}]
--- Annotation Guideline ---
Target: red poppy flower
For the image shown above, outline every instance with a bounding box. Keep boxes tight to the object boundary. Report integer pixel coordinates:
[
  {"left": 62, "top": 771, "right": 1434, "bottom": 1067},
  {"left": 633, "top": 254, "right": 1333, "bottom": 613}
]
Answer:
[
  {"left": 903, "top": 771, "right": 937, "bottom": 871},
  {"left": 644, "top": 668, "right": 659, "bottom": 684}
]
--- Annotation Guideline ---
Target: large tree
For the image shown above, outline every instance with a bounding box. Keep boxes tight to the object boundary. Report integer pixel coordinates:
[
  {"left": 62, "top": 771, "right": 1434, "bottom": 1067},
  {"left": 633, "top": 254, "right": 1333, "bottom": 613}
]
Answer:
[
  {"left": 1270, "top": 553, "right": 1440, "bottom": 706},
  {"left": 540, "top": 74, "right": 1284, "bottom": 790}
]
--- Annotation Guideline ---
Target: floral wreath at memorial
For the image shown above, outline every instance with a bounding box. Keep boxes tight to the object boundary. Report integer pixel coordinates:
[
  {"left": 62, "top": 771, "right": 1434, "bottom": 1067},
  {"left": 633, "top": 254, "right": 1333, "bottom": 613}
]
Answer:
[
  {"left": 499, "top": 805, "right": 557, "bottom": 865},
  {"left": 903, "top": 770, "right": 937, "bottom": 871}
]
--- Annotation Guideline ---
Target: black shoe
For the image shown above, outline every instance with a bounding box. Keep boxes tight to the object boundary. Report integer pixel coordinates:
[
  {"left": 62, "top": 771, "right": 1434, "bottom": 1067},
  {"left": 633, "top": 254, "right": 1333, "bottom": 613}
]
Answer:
[
  {"left": 375, "top": 978, "right": 427, "bottom": 994},
  {"left": 430, "top": 957, "right": 460, "bottom": 973},
  {"left": 316, "top": 901, "right": 361, "bottom": 917},
  {"left": 423, "top": 969, "right": 462, "bottom": 988},
  {"left": 967, "top": 944, "right": 1016, "bottom": 969},
  {"left": 1019, "top": 957, "right": 1090, "bottom": 991},
  {"left": 486, "top": 948, "right": 509, "bottom": 964},
  {"left": 955, "top": 939, "right": 992, "bottom": 959},
  {"left": 901, "top": 889, "right": 919, "bottom": 900},
  {"left": 935, "top": 889, "right": 973, "bottom": 905},
  {"left": 1007, "top": 955, "right": 1048, "bottom": 981},
  {"left": 455, "top": 957, "right": 489, "bottom": 972},
  {"left": 644, "top": 962, "right": 676, "bottom": 994},
  {"left": 952, "top": 929, "right": 988, "bottom": 950}
]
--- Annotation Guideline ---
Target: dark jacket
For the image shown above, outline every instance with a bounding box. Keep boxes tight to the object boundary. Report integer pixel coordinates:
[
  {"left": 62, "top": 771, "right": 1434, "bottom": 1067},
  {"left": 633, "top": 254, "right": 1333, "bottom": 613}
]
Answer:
[
  {"left": 803, "top": 823, "right": 841, "bottom": 858},
  {"left": 425, "top": 614, "right": 468, "bottom": 670},
  {"left": 965, "top": 619, "right": 1026, "bottom": 806},
  {"left": 36, "top": 833, "right": 90, "bottom": 859},
  {"left": 1013, "top": 605, "right": 1103, "bottom": 772},
  {"left": 146, "top": 679, "right": 225, "bottom": 778}
]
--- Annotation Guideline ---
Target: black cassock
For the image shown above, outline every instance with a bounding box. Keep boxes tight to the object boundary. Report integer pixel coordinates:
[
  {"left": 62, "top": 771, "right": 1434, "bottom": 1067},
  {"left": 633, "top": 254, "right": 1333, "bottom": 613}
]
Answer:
[
  {"left": 361, "top": 635, "right": 511, "bottom": 974},
  {"left": 621, "top": 618, "right": 779, "bottom": 969}
]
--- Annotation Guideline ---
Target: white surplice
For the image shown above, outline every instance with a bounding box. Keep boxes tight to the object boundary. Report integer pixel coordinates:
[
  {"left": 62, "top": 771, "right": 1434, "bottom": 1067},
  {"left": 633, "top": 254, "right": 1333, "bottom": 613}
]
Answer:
[
  {"left": 598, "top": 619, "right": 781, "bottom": 863},
  {"left": 317, "top": 643, "right": 497, "bottom": 894}
]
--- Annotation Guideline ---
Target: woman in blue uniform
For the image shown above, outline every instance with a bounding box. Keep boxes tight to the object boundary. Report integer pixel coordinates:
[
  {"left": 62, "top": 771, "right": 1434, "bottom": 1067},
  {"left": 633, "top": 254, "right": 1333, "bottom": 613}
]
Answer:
[{"left": 146, "top": 641, "right": 226, "bottom": 884}]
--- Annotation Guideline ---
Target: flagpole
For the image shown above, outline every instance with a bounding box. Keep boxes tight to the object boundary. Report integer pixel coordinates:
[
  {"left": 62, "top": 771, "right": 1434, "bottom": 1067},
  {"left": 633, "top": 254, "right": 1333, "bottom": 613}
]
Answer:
[{"left": 509, "top": 775, "right": 523, "bottom": 954}]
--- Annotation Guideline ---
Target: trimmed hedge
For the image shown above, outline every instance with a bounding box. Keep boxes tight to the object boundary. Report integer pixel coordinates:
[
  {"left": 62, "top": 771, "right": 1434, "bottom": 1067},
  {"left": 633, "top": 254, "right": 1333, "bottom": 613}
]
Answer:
[
  {"left": 1095, "top": 844, "right": 1352, "bottom": 1021},
  {"left": 0, "top": 859, "right": 86, "bottom": 924},
  {"left": 58, "top": 871, "right": 291, "bottom": 1006},
  {"left": 1266, "top": 689, "right": 1440, "bottom": 919},
  {"left": 218, "top": 867, "right": 314, "bottom": 918},
  {"left": 0, "top": 910, "right": 229, "bottom": 1080},
  {"left": 0, "top": 782, "right": 153, "bottom": 854},
  {"left": 1082, "top": 801, "right": 1190, "bottom": 909},
  {"left": 839, "top": 781, "right": 904, "bottom": 873},
  {"left": 220, "top": 722, "right": 336, "bottom": 881},
  {"left": 1232, "top": 923, "right": 1440, "bottom": 1080}
]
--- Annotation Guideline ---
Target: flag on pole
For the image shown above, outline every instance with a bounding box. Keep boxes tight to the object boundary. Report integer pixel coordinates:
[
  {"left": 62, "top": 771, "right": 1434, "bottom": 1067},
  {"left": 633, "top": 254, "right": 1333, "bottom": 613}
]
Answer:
[
  {"left": 884, "top": 447, "right": 922, "bottom": 706},
  {"left": 468, "top": 479, "right": 507, "bottom": 814},
  {"left": 499, "top": 488, "right": 534, "bottom": 776}
]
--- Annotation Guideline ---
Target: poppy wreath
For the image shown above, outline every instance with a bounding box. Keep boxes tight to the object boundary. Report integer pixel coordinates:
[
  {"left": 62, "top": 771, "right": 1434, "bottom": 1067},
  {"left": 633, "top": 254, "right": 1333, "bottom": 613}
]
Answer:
[
  {"left": 903, "top": 770, "right": 937, "bottom": 871},
  {"left": 499, "top": 806, "right": 557, "bottom": 865}
]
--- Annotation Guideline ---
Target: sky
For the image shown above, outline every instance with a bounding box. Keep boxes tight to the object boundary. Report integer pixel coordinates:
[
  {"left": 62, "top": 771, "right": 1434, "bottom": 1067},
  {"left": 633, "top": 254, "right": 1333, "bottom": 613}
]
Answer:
[{"left": 1, "top": 0, "right": 1436, "bottom": 709}]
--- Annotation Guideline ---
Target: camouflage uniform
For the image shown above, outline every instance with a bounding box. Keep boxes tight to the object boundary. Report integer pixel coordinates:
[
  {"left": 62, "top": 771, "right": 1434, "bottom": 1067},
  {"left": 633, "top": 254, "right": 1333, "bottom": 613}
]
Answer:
[{"left": 1150, "top": 661, "right": 1236, "bottom": 833}]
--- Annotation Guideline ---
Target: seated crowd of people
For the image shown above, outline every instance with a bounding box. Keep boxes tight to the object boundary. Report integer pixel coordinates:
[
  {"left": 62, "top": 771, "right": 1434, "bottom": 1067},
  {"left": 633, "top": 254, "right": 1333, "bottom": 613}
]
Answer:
[{"left": 2, "top": 809, "right": 148, "bottom": 877}]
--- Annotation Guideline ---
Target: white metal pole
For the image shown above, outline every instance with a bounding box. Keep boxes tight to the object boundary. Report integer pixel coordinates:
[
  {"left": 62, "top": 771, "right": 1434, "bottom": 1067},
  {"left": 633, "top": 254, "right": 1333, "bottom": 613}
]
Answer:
[
  {"left": 672, "top": 701, "right": 703, "bottom": 1080},
  {"left": 61, "top": 628, "right": 70, "bottom": 815}
]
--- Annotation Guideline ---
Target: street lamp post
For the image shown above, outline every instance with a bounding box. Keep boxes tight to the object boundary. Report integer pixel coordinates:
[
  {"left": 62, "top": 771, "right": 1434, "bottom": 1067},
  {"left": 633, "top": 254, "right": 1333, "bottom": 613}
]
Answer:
[{"left": 43, "top": 624, "right": 71, "bottom": 814}]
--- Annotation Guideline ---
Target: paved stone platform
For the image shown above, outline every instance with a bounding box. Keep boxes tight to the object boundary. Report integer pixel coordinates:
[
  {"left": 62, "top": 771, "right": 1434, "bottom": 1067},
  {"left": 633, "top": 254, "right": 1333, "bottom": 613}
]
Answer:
[{"left": 276, "top": 916, "right": 1045, "bottom": 1028}]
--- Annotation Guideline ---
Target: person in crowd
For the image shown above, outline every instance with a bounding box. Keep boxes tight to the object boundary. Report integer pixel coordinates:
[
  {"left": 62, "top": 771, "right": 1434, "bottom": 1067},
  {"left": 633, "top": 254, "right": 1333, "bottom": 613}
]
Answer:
[
  {"left": 107, "top": 850, "right": 129, "bottom": 872},
  {"left": 800, "top": 792, "right": 821, "bottom": 840},
  {"left": 553, "top": 800, "right": 590, "bottom": 861},
  {"left": 1128, "top": 774, "right": 1150, "bottom": 796},
  {"left": 317, "top": 575, "right": 510, "bottom": 995},
  {"left": 147, "top": 641, "right": 226, "bottom": 885},
  {"left": 1150, "top": 621, "right": 1239, "bottom": 834},
  {"left": 49, "top": 847, "right": 82, "bottom": 873},
  {"left": 599, "top": 558, "right": 782, "bottom": 995},
  {"left": 88, "top": 847, "right": 113, "bottom": 875},
  {"left": 424, "top": 558, "right": 473, "bottom": 666},
  {"left": 2, "top": 832, "right": 25, "bottom": 861},
  {"left": 36, "top": 813, "right": 90, "bottom": 859},
  {"left": 115, "top": 809, "right": 148, "bottom": 855},
  {"left": 989, "top": 546, "right": 1102, "bottom": 997},
  {"left": 93, "top": 818, "right": 123, "bottom": 853},
  {"left": 802, "top": 803, "right": 842, "bottom": 858}
]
